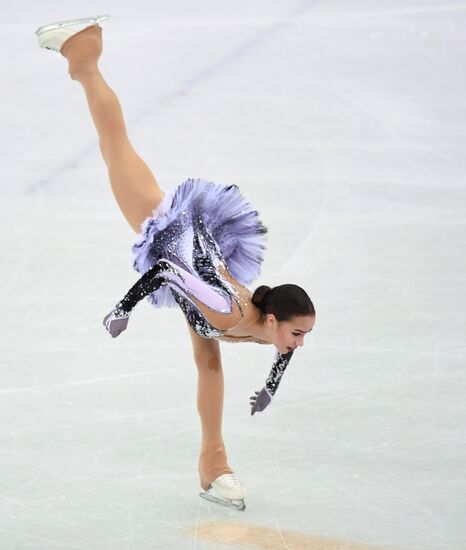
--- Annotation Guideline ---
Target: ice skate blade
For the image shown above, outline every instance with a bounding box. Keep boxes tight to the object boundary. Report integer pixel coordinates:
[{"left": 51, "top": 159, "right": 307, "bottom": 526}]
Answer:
[
  {"left": 35, "top": 15, "right": 109, "bottom": 37},
  {"left": 199, "top": 491, "right": 246, "bottom": 512}
]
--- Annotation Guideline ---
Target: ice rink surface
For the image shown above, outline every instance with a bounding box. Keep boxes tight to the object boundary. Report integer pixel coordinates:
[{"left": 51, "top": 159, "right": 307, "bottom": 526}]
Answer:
[{"left": 1, "top": 1, "right": 465, "bottom": 548}]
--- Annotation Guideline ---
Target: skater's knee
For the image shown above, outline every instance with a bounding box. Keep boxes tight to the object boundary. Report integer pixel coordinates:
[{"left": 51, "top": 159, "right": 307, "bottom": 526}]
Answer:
[
  {"left": 194, "top": 350, "right": 222, "bottom": 371},
  {"left": 193, "top": 342, "right": 221, "bottom": 370},
  {"left": 68, "top": 62, "right": 99, "bottom": 81}
]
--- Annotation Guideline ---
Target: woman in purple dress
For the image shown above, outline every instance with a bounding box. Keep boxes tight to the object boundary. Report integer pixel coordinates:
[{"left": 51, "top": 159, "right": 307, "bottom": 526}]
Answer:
[{"left": 36, "top": 15, "right": 316, "bottom": 511}]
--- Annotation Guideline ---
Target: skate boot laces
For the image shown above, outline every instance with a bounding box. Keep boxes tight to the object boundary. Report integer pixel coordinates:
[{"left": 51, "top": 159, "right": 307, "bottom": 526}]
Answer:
[
  {"left": 216, "top": 473, "right": 242, "bottom": 488},
  {"left": 212, "top": 473, "right": 246, "bottom": 499}
]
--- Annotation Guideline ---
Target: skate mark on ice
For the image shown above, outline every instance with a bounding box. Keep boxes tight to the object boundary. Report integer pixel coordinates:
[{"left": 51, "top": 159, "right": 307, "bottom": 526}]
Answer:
[
  {"left": 183, "top": 521, "right": 395, "bottom": 550},
  {"left": 272, "top": 513, "right": 292, "bottom": 550}
]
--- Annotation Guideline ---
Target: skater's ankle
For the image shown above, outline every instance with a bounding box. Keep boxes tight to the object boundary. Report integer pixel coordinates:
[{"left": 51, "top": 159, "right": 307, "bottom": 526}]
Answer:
[
  {"left": 199, "top": 442, "right": 233, "bottom": 491},
  {"left": 69, "top": 64, "right": 100, "bottom": 82},
  {"left": 201, "top": 439, "right": 224, "bottom": 451},
  {"left": 60, "top": 26, "right": 103, "bottom": 81}
]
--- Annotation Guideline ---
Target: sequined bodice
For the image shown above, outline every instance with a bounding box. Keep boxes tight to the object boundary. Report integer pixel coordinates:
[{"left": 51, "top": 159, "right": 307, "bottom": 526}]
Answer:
[
  {"left": 131, "top": 203, "right": 268, "bottom": 345},
  {"left": 159, "top": 213, "right": 268, "bottom": 344},
  {"left": 118, "top": 179, "right": 292, "bottom": 398}
]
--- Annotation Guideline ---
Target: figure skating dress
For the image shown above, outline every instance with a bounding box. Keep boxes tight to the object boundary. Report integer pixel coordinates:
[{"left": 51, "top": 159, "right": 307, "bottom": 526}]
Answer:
[{"left": 107, "top": 177, "right": 294, "bottom": 400}]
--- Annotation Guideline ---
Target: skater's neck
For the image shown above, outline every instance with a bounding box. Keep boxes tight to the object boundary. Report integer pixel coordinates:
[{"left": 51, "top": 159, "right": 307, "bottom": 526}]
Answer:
[{"left": 240, "top": 301, "right": 273, "bottom": 343}]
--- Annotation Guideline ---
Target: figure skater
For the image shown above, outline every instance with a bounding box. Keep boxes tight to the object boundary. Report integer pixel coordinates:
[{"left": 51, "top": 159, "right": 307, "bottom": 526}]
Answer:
[{"left": 35, "top": 15, "right": 316, "bottom": 511}]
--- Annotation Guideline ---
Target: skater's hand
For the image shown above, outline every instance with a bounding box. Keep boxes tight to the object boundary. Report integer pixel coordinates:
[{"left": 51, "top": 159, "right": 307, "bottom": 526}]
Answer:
[
  {"left": 250, "top": 387, "right": 272, "bottom": 415},
  {"left": 103, "top": 307, "right": 130, "bottom": 338}
]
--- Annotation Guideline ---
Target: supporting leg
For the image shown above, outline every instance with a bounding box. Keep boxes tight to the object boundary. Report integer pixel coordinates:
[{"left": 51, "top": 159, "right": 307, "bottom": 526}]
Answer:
[
  {"left": 61, "top": 25, "right": 164, "bottom": 233},
  {"left": 196, "top": 354, "right": 234, "bottom": 490},
  {"left": 185, "top": 321, "right": 233, "bottom": 490}
]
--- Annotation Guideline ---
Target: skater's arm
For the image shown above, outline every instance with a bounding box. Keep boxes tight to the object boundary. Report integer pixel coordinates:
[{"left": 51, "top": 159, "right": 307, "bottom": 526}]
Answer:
[
  {"left": 103, "top": 260, "right": 170, "bottom": 338},
  {"left": 117, "top": 260, "right": 169, "bottom": 314},
  {"left": 120, "top": 258, "right": 232, "bottom": 315},
  {"left": 250, "top": 350, "right": 294, "bottom": 415},
  {"left": 264, "top": 349, "right": 294, "bottom": 396},
  {"left": 104, "top": 258, "right": 234, "bottom": 338}
]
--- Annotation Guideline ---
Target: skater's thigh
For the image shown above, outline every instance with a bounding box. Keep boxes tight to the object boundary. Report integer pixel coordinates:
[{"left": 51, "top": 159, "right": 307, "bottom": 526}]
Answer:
[
  {"left": 103, "top": 140, "right": 165, "bottom": 233},
  {"left": 185, "top": 318, "right": 221, "bottom": 367}
]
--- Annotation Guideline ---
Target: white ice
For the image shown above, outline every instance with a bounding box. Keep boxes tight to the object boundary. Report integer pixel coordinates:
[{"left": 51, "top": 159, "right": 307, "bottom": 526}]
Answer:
[{"left": 1, "top": 1, "right": 465, "bottom": 549}]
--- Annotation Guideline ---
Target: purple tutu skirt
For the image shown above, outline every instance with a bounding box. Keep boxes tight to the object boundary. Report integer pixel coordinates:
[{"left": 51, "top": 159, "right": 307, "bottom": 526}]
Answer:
[{"left": 131, "top": 177, "right": 268, "bottom": 309}]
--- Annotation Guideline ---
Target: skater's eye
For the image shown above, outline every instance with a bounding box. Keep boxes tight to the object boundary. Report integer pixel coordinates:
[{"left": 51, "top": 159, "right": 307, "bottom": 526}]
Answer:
[{"left": 293, "top": 329, "right": 312, "bottom": 336}]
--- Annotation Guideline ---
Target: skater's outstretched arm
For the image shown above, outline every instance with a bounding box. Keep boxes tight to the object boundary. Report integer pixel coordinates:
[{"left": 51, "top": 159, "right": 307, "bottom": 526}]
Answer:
[
  {"left": 250, "top": 350, "right": 294, "bottom": 415},
  {"left": 116, "top": 260, "right": 172, "bottom": 313},
  {"left": 102, "top": 259, "right": 171, "bottom": 337},
  {"left": 103, "top": 258, "right": 234, "bottom": 338}
]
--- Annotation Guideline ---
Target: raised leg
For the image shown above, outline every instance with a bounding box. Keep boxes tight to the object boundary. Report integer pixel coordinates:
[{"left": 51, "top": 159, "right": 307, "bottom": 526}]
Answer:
[{"left": 61, "top": 25, "right": 164, "bottom": 233}]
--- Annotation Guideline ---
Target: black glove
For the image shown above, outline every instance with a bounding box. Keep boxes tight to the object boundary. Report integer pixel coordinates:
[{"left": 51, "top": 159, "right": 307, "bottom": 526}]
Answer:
[
  {"left": 250, "top": 387, "right": 272, "bottom": 415},
  {"left": 103, "top": 306, "right": 130, "bottom": 338}
]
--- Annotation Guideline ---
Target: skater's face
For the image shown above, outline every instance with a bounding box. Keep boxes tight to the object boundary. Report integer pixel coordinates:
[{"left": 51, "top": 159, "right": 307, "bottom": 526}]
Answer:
[{"left": 265, "top": 314, "right": 315, "bottom": 354}]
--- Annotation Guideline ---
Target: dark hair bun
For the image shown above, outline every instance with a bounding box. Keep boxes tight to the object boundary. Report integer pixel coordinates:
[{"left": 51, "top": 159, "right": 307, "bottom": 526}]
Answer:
[
  {"left": 251, "top": 283, "right": 315, "bottom": 322},
  {"left": 251, "top": 285, "right": 272, "bottom": 309}
]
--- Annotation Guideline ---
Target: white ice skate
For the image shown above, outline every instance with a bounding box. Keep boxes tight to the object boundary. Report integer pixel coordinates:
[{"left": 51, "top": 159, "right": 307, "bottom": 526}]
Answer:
[
  {"left": 35, "top": 15, "right": 110, "bottom": 52},
  {"left": 199, "top": 473, "right": 246, "bottom": 512}
]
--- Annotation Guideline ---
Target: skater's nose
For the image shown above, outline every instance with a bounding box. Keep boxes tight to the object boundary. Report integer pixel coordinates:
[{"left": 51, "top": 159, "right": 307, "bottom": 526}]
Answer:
[{"left": 295, "top": 336, "right": 305, "bottom": 348}]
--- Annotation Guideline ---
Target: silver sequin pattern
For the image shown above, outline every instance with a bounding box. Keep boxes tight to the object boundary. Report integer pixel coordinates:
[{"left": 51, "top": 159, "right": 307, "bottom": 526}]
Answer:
[{"left": 265, "top": 350, "right": 294, "bottom": 396}]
